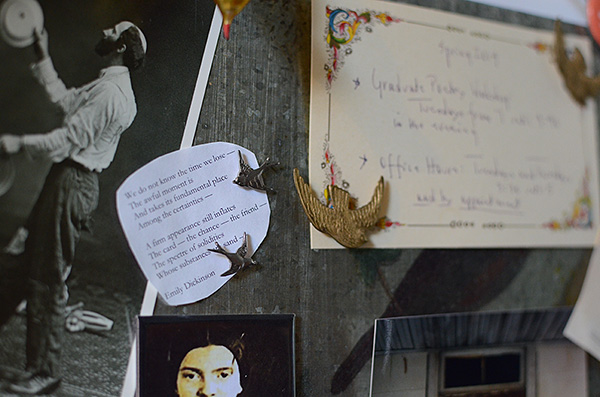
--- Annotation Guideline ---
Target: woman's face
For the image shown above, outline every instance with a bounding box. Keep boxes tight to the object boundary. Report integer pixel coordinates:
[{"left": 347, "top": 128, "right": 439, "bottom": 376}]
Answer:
[{"left": 177, "top": 345, "right": 243, "bottom": 397}]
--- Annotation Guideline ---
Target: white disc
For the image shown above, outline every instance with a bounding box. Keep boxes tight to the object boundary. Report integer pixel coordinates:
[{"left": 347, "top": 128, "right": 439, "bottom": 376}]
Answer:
[{"left": 0, "top": 0, "right": 44, "bottom": 48}]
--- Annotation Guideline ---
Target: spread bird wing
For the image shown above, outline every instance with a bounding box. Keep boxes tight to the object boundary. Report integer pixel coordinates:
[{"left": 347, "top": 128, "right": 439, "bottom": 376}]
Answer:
[
  {"left": 250, "top": 158, "right": 278, "bottom": 181},
  {"left": 238, "top": 150, "right": 253, "bottom": 175},
  {"left": 236, "top": 232, "right": 248, "bottom": 258},
  {"left": 351, "top": 176, "right": 384, "bottom": 228},
  {"left": 261, "top": 158, "right": 279, "bottom": 168},
  {"left": 208, "top": 242, "right": 227, "bottom": 255},
  {"left": 246, "top": 169, "right": 266, "bottom": 187},
  {"left": 221, "top": 264, "right": 240, "bottom": 277},
  {"left": 554, "top": 20, "right": 569, "bottom": 75},
  {"left": 329, "top": 184, "right": 352, "bottom": 209},
  {"left": 293, "top": 168, "right": 336, "bottom": 233}
]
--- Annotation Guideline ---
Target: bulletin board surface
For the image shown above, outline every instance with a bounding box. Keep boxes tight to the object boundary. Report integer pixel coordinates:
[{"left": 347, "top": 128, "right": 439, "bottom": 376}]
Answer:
[
  {"left": 153, "top": 0, "right": 598, "bottom": 396},
  {"left": 0, "top": 0, "right": 593, "bottom": 396}
]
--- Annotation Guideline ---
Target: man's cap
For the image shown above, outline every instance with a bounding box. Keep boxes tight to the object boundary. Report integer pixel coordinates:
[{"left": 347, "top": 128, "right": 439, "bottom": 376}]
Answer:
[{"left": 117, "top": 20, "right": 147, "bottom": 54}]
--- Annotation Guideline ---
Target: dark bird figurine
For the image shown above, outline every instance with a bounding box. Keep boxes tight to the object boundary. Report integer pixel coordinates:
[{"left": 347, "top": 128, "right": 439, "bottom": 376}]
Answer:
[
  {"left": 554, "top": 20, "right": 600, "bottom": 105},
  {"left": 207, "top": 232, "right": 258, "bottom": 277},
  {"left": 233, "top": 150, "right": 279, "bottom": 192},
  {"left": 293, "top": 168, "right": 385, "bottom": 248}
]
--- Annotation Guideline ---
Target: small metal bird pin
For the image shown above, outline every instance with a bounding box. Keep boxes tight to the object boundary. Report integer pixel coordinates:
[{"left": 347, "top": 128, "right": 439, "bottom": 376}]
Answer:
[
  {"left": 207, "top": 232, "right": 258, "bottom": 277},
  {"left": 233, "top": 150, "right": 279, "bottom": 192},
  {"left": 293, "top": 169, "right": 385, "bottom": 248}
]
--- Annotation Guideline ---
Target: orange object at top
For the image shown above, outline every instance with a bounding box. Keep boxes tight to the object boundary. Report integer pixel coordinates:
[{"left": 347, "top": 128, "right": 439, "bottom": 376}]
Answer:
[
  {"left": 213, "top": 0, "right": 251, "bottom": 40},
  {"left": 588, "top": 0, "right": 600, "bottom": 47}
]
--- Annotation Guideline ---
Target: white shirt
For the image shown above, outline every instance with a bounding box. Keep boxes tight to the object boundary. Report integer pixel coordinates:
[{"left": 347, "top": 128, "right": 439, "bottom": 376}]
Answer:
[{"left": 23, "top": 58, "right": 137, "bottom": 172}]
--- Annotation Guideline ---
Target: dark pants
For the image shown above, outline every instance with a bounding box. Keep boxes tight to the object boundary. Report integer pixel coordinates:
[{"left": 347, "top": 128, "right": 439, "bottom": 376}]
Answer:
[{"left": 0, "top": 160, "right": 99, "bottom": 378}]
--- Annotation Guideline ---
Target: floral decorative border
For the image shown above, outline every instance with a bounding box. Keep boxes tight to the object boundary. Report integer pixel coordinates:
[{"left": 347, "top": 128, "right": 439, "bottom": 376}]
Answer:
[
  {"left": 544, "top": 169, "right": 592, "bottom": 230},
  {"left": 376, "top": 217, "right": 405, "bottom": 230},
  {"left": 528, "top": 42, "right": 550, "bottom": 53},
  {"left": 325, "top": 7, "right": 400, "bottom": 89},
  {"left": 320, "top": 140, "right": 348, "bottom": 201},
  {"left": 321, "top": 7, "right": 400, "bottom": 188},
  {"left": 323, "top": 7, "right": 552, "bottom": 89}
]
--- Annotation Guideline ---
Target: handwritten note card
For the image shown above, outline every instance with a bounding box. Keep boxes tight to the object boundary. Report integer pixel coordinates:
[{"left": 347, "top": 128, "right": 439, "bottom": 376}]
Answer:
[
  {"left": 309, "top": 0, "right": 600, "bottom": 248},
  {"left": 116, "top": 142, "right": 270, "bottom": 305}
]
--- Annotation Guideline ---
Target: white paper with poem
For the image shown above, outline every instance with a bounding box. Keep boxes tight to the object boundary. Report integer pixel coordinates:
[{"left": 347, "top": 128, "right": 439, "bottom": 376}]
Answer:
[{"left": 116, "top": 142, "right": 270, "bottom": 305}]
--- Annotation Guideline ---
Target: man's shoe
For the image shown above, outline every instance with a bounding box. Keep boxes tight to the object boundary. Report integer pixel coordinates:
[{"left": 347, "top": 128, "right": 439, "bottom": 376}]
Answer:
[
  {"left": 7, "top": 374, "right": 60, "bottom": 395},
  {"left": 9, "top": 368, "right": 34, "bottom": 382}
]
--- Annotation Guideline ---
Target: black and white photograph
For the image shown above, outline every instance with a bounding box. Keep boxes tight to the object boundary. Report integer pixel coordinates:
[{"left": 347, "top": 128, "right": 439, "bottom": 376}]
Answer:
[
  {"left": 137, "top": 314, "right": 295, "bottom": 397},
  {"left": 0, "top": 0, "right": 216, "bottom": 395}
]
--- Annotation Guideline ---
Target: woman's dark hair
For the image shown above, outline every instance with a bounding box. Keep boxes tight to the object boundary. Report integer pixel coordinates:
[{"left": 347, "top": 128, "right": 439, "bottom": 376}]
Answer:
[
  {"left": 120, "top": 27, "right": 145, "bottom": 71},
  {"left": 207, "top": 331, "right": 246, "bottom": 365}
]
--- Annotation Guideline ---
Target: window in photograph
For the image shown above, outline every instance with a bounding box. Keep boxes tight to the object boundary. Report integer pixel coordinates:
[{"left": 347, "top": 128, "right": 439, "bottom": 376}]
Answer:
[{"left": 441, "top": 348, "right": 525, "bottom": 396}]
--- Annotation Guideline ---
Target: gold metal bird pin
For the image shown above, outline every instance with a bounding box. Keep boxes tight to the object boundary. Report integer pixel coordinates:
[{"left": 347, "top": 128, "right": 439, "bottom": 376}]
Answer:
[
  {"left": 554, "top": 20, "right": 600, "bottom": 105},
  {"left": 293, "top": 168, "right": 384, "bottom": 248}
]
